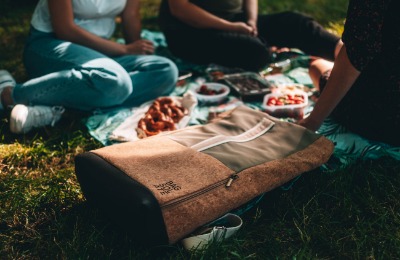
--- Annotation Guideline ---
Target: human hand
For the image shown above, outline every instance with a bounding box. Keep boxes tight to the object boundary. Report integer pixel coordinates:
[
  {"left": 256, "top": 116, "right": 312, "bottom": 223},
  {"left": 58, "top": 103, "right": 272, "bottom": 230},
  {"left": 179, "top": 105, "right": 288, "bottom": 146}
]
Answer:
[
  {"left": 230, "top": 22, "right": 256, "bottom": 35},
  {"left": 297, "top": 116, "right": 321, "bottom": 132},
  {"left": 247, "top": 20, "right": 258, "bottom": 36},
  {"left": 125, "top": 39, "right": 155, "bottom": 55}
]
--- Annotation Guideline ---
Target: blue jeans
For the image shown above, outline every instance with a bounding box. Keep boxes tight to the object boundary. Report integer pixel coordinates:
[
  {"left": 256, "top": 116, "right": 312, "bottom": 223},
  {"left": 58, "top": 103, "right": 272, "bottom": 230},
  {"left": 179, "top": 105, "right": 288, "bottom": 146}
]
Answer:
[{"left": 13, "top": 27, "right": 178, "bottom": 111}]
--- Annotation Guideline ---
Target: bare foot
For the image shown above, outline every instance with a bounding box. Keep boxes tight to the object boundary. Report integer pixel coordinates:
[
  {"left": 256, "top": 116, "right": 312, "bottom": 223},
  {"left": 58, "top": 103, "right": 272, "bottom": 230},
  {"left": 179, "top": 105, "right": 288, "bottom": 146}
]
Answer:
[{"left": 269, "top": 46, "right": 290, "bottom": 53}]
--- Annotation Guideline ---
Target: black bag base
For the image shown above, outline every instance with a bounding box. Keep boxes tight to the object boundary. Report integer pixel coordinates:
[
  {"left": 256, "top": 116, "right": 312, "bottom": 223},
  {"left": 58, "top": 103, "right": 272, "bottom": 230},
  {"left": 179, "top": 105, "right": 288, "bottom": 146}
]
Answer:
[{"left": 75, "top": 152, "right": 169, "bottom": 246}]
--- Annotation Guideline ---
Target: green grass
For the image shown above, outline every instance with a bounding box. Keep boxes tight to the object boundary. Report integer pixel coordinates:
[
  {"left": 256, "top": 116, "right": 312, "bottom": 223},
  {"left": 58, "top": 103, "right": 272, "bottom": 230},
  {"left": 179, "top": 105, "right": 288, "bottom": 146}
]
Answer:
[{"left": 1, "top": 0, "right": 400, "bottom": 259}]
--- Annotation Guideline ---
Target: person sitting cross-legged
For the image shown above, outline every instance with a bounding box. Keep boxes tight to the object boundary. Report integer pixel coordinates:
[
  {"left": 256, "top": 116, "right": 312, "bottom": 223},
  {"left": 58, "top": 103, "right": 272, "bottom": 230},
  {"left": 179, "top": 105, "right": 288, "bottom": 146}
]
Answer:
[{"left": 0, "top": 0, "right": 178, "bottom": 134}]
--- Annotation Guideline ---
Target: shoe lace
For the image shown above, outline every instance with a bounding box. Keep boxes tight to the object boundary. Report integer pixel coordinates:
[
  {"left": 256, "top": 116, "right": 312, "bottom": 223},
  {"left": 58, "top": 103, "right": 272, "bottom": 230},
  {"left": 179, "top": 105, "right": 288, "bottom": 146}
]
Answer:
[{"left": 30, "top": 106, "right": 65, "bottom": 127}]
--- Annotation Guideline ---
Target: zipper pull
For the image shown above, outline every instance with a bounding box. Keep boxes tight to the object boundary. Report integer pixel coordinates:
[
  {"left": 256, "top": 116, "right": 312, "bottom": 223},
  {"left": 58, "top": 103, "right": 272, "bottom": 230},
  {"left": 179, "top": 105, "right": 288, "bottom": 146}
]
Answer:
[{"left": 226, "top": 174, "right": 239, "bottom": 188}]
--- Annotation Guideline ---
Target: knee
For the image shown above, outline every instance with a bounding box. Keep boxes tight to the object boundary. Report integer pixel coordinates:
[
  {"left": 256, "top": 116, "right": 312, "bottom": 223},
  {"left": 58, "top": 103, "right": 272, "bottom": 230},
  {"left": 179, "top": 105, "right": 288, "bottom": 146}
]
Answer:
[
  {"left": 279, "top": 11, "right": 317, "bottom": 32},
  {"left": 160, "top": 57, "right": 179, "bottom": 93},
  {"left": 112, "top": 71, "right": 133, "bottom": 102},
  {"left": 233, "top": 36, "right": 270, "bottom": 71},
  {"left": 83, "top": 67, "right": 133, "bottom": 107},
  {"left": 122, "top": 56, "right": 178, "bottom": 106},
  {"left": 147, "top": 56, "right": 178, "bottom": 95},
  {"left": 247, "top": 43, "right": 270, "bottom": 71},
  {"left": 281, "top": 11, "right": 313, "bottom": 23}
]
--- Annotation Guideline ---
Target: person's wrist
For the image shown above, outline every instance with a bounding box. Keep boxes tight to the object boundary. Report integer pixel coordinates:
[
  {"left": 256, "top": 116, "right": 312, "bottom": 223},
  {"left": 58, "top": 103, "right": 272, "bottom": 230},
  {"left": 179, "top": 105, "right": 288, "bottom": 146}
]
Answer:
[
  {"left": 121, "top": 44, "right": 129, "bottom": 55},
  {"left": 305, "top": 115, "right": 324, "bottom": 131},
  {"left": 247, "top": 19, "right": 256, "bottom": 26},
  {"left": 221, "top": 20, "right": 236, "bottom": 31}
]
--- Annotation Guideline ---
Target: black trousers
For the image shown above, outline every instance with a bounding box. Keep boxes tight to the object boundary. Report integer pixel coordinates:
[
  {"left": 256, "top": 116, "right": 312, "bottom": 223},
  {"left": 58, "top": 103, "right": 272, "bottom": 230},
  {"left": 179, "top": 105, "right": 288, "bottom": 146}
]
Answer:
[{"left": 160, "top": 11, "right": 340, "bottom": 71}]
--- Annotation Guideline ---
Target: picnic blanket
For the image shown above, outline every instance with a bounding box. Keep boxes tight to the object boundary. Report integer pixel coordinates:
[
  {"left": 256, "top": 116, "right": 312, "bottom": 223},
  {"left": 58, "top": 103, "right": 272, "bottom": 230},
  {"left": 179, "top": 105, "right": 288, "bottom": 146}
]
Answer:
[{"left": 84, "top": 30, "right": 400, "bottom": 168}]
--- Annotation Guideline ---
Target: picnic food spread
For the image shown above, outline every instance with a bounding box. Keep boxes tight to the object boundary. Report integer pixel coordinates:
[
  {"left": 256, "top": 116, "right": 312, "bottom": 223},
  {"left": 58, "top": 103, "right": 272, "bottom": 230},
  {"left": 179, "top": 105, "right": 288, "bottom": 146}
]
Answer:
[{"left": 136, "top": 97, "right": 188, "bottom": 138}]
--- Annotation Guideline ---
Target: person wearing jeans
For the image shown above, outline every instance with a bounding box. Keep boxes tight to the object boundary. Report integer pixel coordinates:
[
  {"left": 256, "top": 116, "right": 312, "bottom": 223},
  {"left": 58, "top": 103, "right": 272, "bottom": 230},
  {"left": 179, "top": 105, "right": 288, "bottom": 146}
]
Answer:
[
  {"left": 159, "top": 0, "right": 343, "bottom": 72},
  {"left": 0, "top": 0, "right": 178, "bottom": 134}
]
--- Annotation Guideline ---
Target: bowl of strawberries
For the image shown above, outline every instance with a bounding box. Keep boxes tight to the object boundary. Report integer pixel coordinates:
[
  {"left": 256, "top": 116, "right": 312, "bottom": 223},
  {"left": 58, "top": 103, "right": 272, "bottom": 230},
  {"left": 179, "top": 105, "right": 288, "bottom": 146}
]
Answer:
[{"left": 194, "top": 83, "right": 230, "bottom": 105}]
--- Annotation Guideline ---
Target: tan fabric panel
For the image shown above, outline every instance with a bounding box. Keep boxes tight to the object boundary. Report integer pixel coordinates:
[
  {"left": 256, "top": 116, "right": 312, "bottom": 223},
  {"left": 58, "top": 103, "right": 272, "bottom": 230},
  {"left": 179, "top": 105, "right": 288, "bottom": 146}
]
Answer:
[{"left": 92, "top": 137, "right": 234, "bottom": 205}]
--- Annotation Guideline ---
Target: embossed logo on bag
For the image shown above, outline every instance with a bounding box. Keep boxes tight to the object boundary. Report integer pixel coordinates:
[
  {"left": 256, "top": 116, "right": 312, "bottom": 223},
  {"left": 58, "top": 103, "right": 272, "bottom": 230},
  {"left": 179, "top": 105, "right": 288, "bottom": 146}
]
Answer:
[{"left": 154, "top": 181, "right": 181, "bottom": 195}]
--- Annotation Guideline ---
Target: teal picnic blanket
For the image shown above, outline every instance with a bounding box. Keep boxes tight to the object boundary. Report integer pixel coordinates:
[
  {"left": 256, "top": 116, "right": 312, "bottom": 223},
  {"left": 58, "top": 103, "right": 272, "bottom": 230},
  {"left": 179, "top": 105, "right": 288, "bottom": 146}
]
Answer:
[{"left": 84, "top": 30, "right": 400, "bottom": 167}]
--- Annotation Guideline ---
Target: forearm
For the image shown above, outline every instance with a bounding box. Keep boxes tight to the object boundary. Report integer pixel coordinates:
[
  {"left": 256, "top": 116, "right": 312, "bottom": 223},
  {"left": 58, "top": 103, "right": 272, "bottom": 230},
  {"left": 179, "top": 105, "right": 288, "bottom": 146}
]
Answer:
[
  {"left": 122, "top": 0, "right": 141, "bottom": 44},
  {"left": 305, "top": 46, "right": 361, "bottom": 129},
  {"left": 168, "top": 0, "right": 234, "bottom": 30},
  {"left": 244, "top": 0, "right": 258, "bottom": 24},
  {"left": 57, "top": 26, "right": 128, "bottom": 56}
]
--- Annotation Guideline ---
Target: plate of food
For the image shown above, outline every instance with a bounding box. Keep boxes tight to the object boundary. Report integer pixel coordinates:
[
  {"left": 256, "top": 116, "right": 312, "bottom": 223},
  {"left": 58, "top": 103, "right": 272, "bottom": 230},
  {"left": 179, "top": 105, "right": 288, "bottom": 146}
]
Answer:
[{"left": 109, "top": 92, "right": 197, "bottom": 142}]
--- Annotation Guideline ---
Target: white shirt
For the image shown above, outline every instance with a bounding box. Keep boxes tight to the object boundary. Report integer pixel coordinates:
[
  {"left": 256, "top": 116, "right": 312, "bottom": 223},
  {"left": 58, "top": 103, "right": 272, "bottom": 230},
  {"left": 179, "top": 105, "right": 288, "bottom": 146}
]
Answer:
[{"left": 31, "top": 0, "right": 127, "bottom": 39}]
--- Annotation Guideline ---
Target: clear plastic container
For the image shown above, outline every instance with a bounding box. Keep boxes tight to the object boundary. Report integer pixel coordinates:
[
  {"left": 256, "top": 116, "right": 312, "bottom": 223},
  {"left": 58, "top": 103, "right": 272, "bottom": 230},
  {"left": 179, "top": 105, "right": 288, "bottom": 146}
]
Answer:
[
  {"left": 194, "top": 83, "right": 230, "bottom": 105},
  {"left": 262, "top": 90, "right": 308, "bottom": 119}
]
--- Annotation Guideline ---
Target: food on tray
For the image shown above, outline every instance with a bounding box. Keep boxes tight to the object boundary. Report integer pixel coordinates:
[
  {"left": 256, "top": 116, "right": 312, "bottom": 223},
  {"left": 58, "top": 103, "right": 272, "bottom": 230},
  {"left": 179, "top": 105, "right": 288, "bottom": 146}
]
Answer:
[
  {"left": 136, "top": 97, "right": 188, "bottom": 138},
  {"left": 227, "top": 77, "right": 267, "bottom": 92},
  {"left": 265, "top": 93, "right": 305, "bottom": 106},
  {"left": 220, "top": 72, "right": 272, "bottom": 102},
  {"left": 197, "top": 84, "right": 227, "bottom": 95}
]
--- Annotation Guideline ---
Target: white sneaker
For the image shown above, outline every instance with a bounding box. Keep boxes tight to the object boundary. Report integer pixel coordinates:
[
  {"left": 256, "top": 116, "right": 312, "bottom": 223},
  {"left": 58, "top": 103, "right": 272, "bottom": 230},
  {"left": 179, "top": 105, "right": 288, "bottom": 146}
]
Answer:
[{"left": 10, "top": 104, "right": 65, "bottom": 134}]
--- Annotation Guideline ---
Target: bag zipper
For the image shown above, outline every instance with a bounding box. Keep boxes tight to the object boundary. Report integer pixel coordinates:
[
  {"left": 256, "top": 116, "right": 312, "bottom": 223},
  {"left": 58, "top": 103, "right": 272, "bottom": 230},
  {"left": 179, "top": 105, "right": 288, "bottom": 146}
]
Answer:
[{"left": 161, "top": 173, "right": 239, "bottom": 209}]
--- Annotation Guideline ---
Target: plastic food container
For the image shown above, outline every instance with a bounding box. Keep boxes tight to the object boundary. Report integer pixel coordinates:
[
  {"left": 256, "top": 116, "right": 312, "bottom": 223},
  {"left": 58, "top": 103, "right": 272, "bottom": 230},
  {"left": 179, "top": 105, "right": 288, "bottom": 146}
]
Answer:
[
  {"left": 220, "top": 72, "right": 272, "bottom": 102},
  {"left": 262, "top": 90, "right": 308, "bottom": 119},
  {"left": 194, "top": 82, "right": 230, "bottom": 105},
  {"left": 205, "top": 66, "right": 244, "bottom": 81}
]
